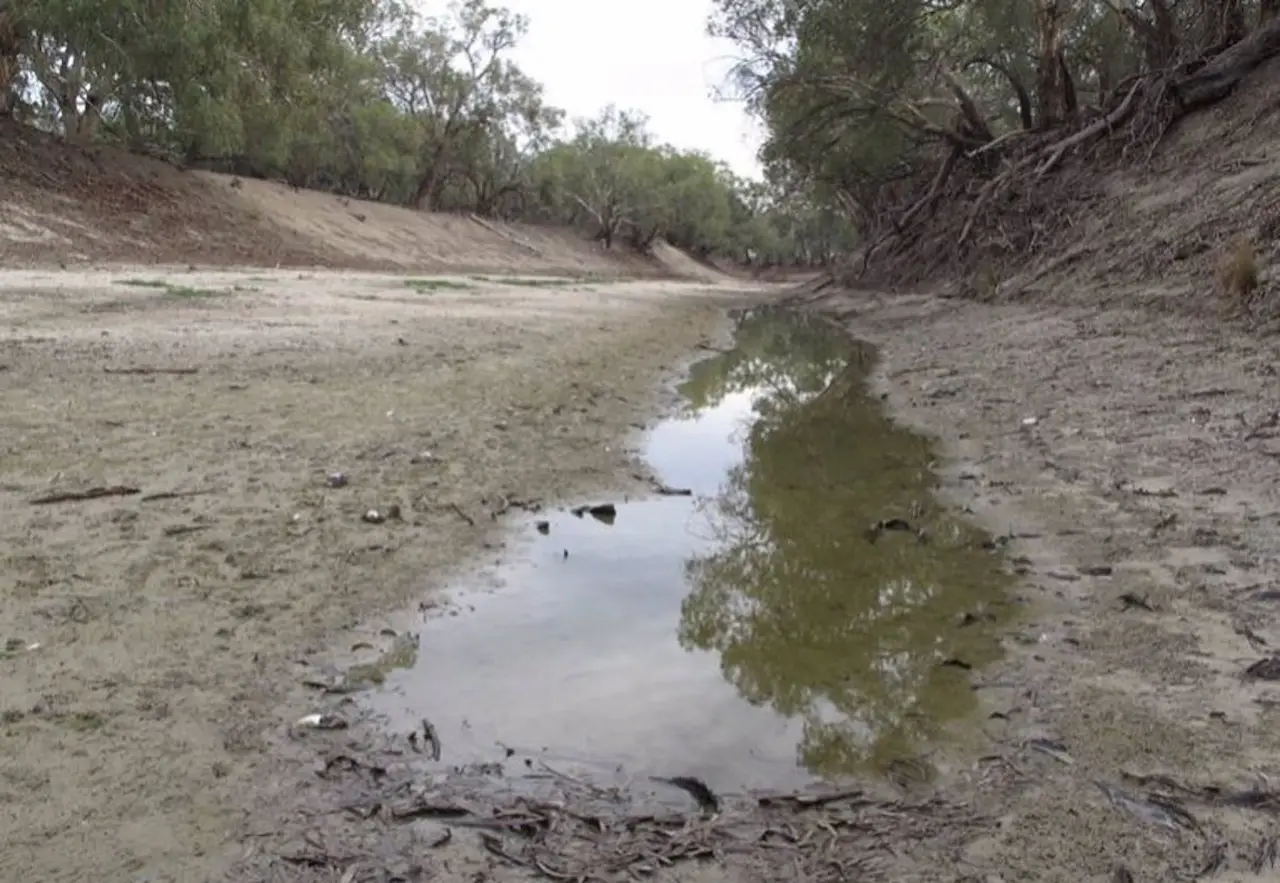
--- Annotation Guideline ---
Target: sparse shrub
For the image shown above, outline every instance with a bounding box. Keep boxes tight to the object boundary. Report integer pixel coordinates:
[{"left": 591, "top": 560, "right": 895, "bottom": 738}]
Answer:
[{"left": 1219, "top": 239, "right": 1260, "bottom": 304}]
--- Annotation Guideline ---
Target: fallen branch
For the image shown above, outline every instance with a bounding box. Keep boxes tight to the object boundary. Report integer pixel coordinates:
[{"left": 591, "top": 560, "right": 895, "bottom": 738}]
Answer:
[
  {"left": 966, "top": 128, "right": 1032, "bottom": 159},
  {"left": 162, "top": 524, "right": 209, "bottom": 537},
  {"left": 30, "top": 485, "right": 141, "bottom": 505},
  {"left": 1036, "top": 79, "right": 1144, "bottom": 177},
  {"left": 141, "top": 488, "right": 217, "bottom": 502},
  {"left": 448, "top": 502, "right": 475, "bottom": 526},
  {"left": 1171, "top": 15, "right": 1280, "bottom": 110},
  {"left": 897, "top": 144, "right": 961, "bottom": 231},
  {"left": 103, "top": 367, "right": 199, "bottom": 375}
]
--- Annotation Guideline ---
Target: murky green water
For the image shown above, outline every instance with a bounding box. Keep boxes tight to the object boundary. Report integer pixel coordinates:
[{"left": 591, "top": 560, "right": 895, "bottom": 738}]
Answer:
[{"left": 371, "top": 306, "right": 1014, "bottom": 791}]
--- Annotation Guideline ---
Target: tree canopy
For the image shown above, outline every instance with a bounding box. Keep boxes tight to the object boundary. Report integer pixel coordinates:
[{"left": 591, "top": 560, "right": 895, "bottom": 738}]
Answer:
[
  {"left": 0, "top": 0, "right": 856, "bottom": 266},
  {"left": 710, "top": 0, "right": 1280, "bottom": 281}
]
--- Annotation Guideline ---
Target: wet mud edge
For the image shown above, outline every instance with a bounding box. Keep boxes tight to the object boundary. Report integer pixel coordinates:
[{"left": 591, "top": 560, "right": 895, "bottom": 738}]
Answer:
[{"left": 224, "top": 304, "right": 1025, "bottom": 882}]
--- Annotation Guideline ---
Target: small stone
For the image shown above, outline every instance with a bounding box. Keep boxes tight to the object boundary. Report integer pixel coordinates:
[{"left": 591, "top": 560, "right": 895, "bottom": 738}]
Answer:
[
  {"left": 535, "top": 520, "right": 550, "bottom": 535},
  {"left": 362, "top": 509, "right": 385, "bottom": 524},
  {"left": 326, "top": 471, "right": 348, "bottom": 488}
]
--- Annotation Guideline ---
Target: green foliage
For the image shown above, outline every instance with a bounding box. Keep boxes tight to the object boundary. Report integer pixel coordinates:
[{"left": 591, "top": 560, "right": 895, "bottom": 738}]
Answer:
[
  {"left": 1, "top": 0, "right": 852, "bottom": 266},
  {"left": 712, "top": 0, "right": 1255, "bottom": 235}
]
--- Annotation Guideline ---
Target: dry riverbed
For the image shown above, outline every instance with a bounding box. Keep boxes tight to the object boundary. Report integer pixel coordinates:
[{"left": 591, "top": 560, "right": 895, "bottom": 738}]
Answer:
[
  {"left": 9, "top": 266, "right": 1280, "bottom": 883},
  {"left": 0, "top": 267, "right": 756, "bottom": 882}
]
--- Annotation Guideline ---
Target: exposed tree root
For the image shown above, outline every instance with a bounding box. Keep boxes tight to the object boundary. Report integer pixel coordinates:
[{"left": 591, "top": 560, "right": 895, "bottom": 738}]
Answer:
[{"left": 853, "top": 17, "right": 1280, "bottom": 292}]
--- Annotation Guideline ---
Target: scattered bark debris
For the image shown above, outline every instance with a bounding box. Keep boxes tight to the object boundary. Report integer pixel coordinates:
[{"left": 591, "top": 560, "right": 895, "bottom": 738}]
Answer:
[
  {"left": 1094, "top": 780, "right": 1200, "bottom": 831},
  {"left": 319, "top": 752, "right": 387, "bottom": 781},
  {"left": 587, "top": 504, "right": 616, "bottom": 524},
  {"left": 162, "top": 523, "right": 209, "bottom": 537},
  {"left": 103, "top": 366, "right": 199, "bottom": 375},
  {"left": 1244, "top": 656, "right": 1280, "bottom": 681},
  {"left": 1117, "top": 769, "right": 1280, "bottom": 818},
  {"left": 1235, "top": 623, "right": 1269, "bottom": 649},
  {"left": 230, "top": 748, "right": 986, "bottom": 883},
  {"left": 756, "top": 787, "right": 869, "bottom": 811},
  {"left": 447, "top": 503, "right": 475, "bottom": 526},
  {"left": 1024, "top": 738, "right": 1074, "bottom": 765},
  {"left": 491, "top": 495, "right": 543, "bottom": 518},
  {"left": 571, "top": 503, "right": 618, "bottom": 524},
  {"left": 140, "top": 487, "right": 217, "bottom": 502},
  {"left": 651, "top": 483, "right": 693, "bottom": 496},
  {"left": 1120, "top": 592, "right": 1156, "bottom": 612},
  {"left": 650, "top": 776, "right": 720, "bottom": 814},
  {"left": 1114, "top": 480, "right": 1178, "bottom": 498},
  {"left": 1243, "top": 410, "right": 1280, "bottom": 441},
  {"left": 407, "top": 718, "right": 441, "bottom": 762},
  {"left": 30, "top": 485, "right": 141, "bottom": 505}
]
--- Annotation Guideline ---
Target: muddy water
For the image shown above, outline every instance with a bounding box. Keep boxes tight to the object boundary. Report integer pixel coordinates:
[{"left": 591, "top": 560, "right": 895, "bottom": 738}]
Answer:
[{"left": 372, "top": 307, "right": 1013, "bottom": 793}]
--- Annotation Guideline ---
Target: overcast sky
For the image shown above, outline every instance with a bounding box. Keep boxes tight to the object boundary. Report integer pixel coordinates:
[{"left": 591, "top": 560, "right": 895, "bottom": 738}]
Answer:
[{"left": 496, "top": 0, "right": 765, "bottom": 179}]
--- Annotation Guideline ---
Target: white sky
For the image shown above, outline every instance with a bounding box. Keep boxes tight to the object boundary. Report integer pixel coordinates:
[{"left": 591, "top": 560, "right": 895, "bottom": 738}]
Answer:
[{"left": 497, "top": 0, "right": 765, "bottom": 179}]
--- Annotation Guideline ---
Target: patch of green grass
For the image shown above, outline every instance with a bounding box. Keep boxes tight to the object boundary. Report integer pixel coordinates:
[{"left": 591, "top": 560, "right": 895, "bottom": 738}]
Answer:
[
  {"left": 57, "top": 711, "right": 106, "bottom": 732},
  {"left": 115, "top": 278, "right": 233, "bottom": 298},
  {"left": 470, "top": 275, "right": 560, "bottom": 288},
  {"left": 471, "top": 273, "right": 615, "bottom": 288},
  {"left": 404, "top": 277, "right": 474, "bottom": 292},
  {"left": 163, "top": 285, "right": 226, "bottom": 298}
]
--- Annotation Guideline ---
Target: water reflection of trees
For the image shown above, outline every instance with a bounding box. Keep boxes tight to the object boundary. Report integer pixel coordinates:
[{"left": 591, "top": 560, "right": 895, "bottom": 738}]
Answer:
[
  {"left": 676, "top": 309, "right": 858, "bottom": 416},
  {"left": 678, "top": 310, "right": 1009, "bottom": 776}
]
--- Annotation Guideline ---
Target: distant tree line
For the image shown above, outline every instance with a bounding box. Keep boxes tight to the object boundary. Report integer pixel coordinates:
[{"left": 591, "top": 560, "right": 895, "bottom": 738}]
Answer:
[{"left": 0, "top": 0, "right": 856, "bottom": 266}]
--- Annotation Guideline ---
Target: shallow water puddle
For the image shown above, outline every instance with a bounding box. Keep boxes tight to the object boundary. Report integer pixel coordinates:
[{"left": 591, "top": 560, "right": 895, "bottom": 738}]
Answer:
[{"left": 372, "top": 306, "right": 1013, "bottom": 792}]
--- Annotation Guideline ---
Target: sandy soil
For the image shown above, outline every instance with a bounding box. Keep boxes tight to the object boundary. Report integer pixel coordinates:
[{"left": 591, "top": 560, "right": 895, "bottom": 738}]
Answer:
[
  {"left": 792, "top": 288, "right": 1280, "bottom": 881},
  {"left": 206, "top": 174, "right": 674, "bottom": 277},
  {"left": 0, "top": 267, "right": 762, "bottom": 883}
]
